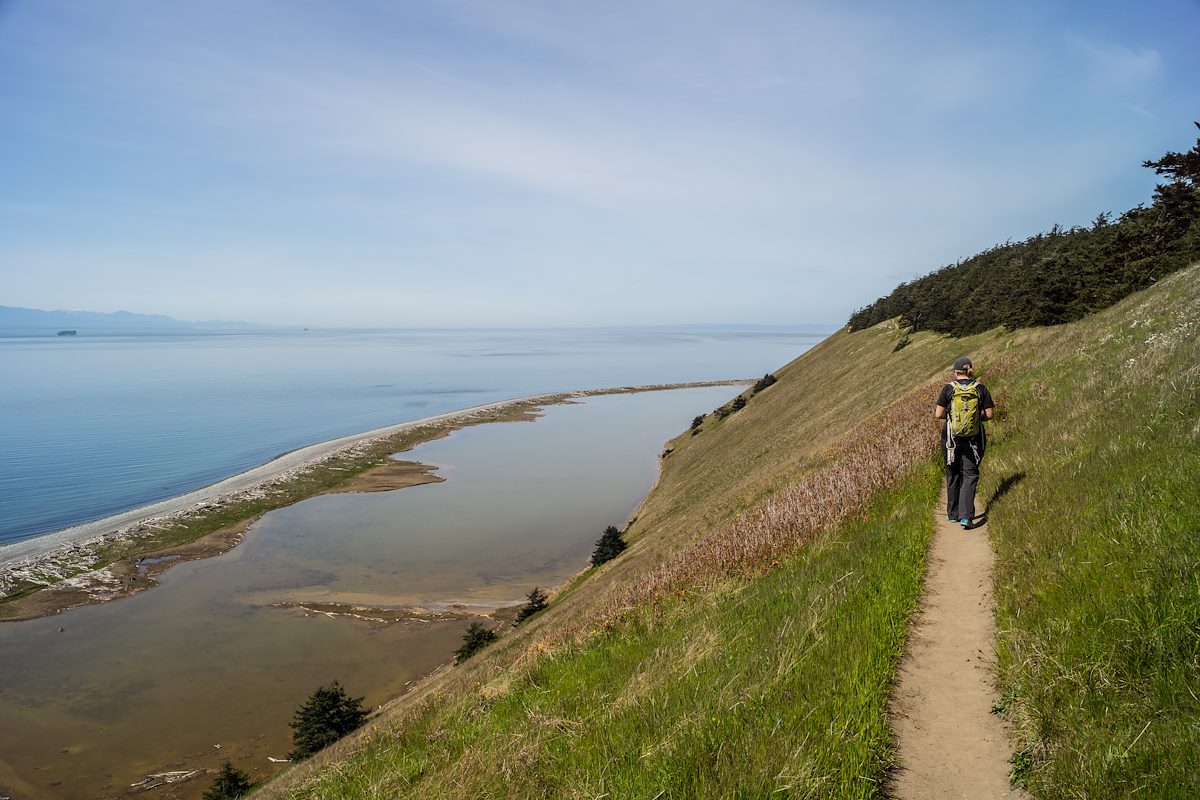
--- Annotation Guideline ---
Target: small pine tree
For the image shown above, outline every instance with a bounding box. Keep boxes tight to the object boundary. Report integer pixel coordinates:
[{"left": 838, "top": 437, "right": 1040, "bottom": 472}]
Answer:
[
  {"left": 730, "top": 395, "right": 747, "bottom": 413},
  {"left": 202, "top": 761, "right": 252, "bottom": 800},
  {"left": 288, "top": 681, "right": 368, "bottom": 760},
  {"left": 514, "top": 586, "right": 548, "bottom": 624},
  {"left": 690, "top": 414, "right": 704, "bottom": 430},
  {"left": 752, "top": 373, "right": 778, "bottom": 393},
  {"left": 591, "top": 525, "right": 627, "bottom": 567},
  {"left": 455, "top": 621, "right": 498, "bottom": 663}
]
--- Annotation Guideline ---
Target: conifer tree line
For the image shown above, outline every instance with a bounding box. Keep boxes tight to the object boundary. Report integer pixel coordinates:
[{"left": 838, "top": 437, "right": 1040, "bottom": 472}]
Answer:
[{"left": 847, "top": 131, "right": 1200, "bottom": 336}]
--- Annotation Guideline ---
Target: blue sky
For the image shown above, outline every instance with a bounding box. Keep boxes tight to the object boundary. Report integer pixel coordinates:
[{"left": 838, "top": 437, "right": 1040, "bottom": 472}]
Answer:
[{"left": 2, "top": 1, "right": 1197, "bottom": 327}]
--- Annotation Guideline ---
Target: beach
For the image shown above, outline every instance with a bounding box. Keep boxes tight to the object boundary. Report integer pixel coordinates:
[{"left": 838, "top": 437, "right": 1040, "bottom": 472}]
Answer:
[{"left": 0, "top": 381, "right": 745, "bottom": 621}]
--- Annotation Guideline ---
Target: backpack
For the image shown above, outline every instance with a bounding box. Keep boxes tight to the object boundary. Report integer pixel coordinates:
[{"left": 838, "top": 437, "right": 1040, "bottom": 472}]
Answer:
[{"left": 947, "top": 380, "right": 982, "bottom": 438}]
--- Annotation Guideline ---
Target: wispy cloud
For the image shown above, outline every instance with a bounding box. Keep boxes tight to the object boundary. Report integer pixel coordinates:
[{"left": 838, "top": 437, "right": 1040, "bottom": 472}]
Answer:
[{"left": 1069, "top": 36, "right": 1162, "bottom": 92}]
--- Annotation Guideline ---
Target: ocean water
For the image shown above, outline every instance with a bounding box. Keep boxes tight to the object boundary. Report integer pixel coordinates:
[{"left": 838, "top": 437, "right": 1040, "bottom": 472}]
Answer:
[{"left": 0, "top": 326, "right": 824, "bottom": 545}]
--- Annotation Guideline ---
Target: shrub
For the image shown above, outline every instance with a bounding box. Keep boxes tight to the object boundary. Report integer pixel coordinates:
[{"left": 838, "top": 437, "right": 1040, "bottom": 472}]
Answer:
[
  {"left": 514, "top": 586, "right": 548, "bottom": 624},
  {"left": 591, "top": 525, "right": 627, "bottom": 567},
  {"left": 455, "top": 622, "right": 498, "bottom": 663},
  {"left": 751, "top": 373, "right": 778, "bottom": 393},
  {"left": 203, "top": 762, "right": 252, "bottom": 800},
  {"left": 691, "top": 415, "right": 705, "bottom": 430},
  {"left": 288, "top": 681, "right": 368, "bottom": 760},
  {"left": 715, "top": 396, "right": 748, "bottom": 419}
]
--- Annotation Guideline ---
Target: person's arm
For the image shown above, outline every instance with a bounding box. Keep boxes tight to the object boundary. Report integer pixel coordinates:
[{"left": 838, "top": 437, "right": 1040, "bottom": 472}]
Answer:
[
  {"left": 934, "top": 385, "right": 950, "bottom": 423},
  {"left": 982, "top": 385, "right": 996, "bottom": 421}
]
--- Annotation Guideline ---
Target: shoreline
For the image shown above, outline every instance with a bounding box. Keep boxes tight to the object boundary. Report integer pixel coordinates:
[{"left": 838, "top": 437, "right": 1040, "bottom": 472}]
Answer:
[{"left": 0, "top": 380, "right": 746, "bottom": 621}]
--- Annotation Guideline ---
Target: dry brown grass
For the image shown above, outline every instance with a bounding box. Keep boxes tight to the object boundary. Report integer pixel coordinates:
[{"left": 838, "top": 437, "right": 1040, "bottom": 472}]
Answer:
[{"left": 599, "top": 380, "right": 940, "bottom": 617}]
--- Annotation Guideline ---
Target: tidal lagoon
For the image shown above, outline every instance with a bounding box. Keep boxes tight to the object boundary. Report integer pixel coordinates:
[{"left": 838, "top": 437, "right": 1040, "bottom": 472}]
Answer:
[{"left": 0, "top": 387, "right": 739, "bottom": 799}]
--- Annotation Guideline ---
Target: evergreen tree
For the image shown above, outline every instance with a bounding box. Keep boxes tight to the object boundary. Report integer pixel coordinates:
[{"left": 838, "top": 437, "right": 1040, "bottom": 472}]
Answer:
[
  {"left": 202, "top": 761, "right": 252, "bottom": 800},
  {"left": 591, "top": 525, "right": 627, "bottom": 567},
  {"left": 514, "top": 586, "right": 548, "bottom": 624},
  {"left": 455, "top": 621, "right": 498, "bottom": 663},
  {"left": 752, "top": 373, "right": 778, "bottom": 394},
  {"left": 288, "top": 681, "right": 368, "bottom": 760},
  {"left": 691, "top": 415, "right": 705, "bottom": 430},
  {"left": 846, "top": 130, "right": 1200, "bottom": 337}
]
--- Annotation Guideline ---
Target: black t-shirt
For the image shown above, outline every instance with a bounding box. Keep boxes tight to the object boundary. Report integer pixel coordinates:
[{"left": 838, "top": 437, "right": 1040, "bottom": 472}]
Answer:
[{"left": 936, "top": 379, "right": 995, "bottom": 443}]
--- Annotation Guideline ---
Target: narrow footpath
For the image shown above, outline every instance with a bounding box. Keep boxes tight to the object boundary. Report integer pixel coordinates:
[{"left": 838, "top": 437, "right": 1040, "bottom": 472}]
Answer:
[{"left": 888, "top": 511, "right": 1029, "bottom": 799}]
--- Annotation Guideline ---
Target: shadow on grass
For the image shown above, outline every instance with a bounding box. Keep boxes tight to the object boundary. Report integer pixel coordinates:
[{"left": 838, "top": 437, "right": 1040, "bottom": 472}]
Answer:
[{"left": 983, "top": 472, "right": 1025, "bottom": 514}]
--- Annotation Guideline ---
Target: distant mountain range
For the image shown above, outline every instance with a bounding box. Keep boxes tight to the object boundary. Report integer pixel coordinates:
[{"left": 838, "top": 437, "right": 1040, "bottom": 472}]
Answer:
[{"left": 0, "top": 305, "right": 261, "bottom": 331}]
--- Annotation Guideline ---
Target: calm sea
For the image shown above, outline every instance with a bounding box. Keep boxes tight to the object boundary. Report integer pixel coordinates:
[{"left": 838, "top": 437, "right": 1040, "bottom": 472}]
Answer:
[{"left": 0, "top": 326, "right": 825, "bottom": 545}]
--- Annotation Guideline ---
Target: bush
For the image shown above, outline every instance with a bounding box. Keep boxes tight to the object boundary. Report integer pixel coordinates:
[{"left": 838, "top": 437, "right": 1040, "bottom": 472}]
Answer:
[
  {"left": 455, "top": 621, "right": 498, "bottom": 663},
  {"left": 751, "top": 373, "right": 778, "bottom": 394},
  {"left": 591, "top": 525, "right": 627, "bottom": 567},
  {"left": 715, "top": 395, "right": 749, "bottom": 419},
  {"left": 288, "top": 681, "right": 368, "bottom": 760},
  {"left": 514, "top": 586, "right": 548, "bottom": 624},
  {"left": 203, "top": 762, "right": 252, "bottom": 800},
  {"left": 690, "top": 415, "right": 705, "bottom": 430}
]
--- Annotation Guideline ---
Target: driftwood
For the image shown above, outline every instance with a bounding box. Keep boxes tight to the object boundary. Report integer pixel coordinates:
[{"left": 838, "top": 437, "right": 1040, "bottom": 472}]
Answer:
[{"left": 129, "top": 770, "right": 198, "bottom": 789}]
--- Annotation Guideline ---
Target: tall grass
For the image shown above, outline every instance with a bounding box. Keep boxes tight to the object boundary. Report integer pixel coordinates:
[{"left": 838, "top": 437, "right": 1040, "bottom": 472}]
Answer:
[
  {"left": 271, "top": 464, "right": 942, "bottom": 799},
  {"left": 984, "top": 266, "right": 1200, "bottom": 796}
]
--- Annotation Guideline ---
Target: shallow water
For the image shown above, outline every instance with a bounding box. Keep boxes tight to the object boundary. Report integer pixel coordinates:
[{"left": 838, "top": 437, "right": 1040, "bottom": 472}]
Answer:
[{"left": 0, "top": 387, "right": 735, "bottom": 799}]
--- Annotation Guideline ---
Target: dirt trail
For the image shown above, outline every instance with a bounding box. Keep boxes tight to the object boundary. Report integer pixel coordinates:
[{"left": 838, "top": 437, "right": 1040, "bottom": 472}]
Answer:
[{"left": 888, "top": 511, "right": 1029, "bottom": 799}]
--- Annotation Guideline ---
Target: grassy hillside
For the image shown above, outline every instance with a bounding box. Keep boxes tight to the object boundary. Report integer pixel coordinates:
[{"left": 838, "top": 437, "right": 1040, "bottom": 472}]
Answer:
[
  {"left": 253, "top": 266, "right": 1199, "bottom": 799},
  {"left": 982, "top": 267, "right": 1200, "bottom": 795}
]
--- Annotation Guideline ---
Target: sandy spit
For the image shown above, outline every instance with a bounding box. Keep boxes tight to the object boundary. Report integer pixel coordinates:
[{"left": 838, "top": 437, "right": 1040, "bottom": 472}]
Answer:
[{"left": 0, "top": 382, "right": 744, "bottom": 600}]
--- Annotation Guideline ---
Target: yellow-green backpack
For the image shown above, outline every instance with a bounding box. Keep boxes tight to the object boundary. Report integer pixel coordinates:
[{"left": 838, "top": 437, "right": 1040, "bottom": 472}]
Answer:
[{"left": 948, "top": 380, "right": 982, "bottom": 438}]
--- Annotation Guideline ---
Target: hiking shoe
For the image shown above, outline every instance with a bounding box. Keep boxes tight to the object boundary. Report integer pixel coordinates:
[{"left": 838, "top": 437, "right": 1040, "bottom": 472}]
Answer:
[
  {"left": 959, "top": 517, "right": 971, "bottom": 527},
  {"left": 947, "top": 515, "right": 956, "bottom": 522}
]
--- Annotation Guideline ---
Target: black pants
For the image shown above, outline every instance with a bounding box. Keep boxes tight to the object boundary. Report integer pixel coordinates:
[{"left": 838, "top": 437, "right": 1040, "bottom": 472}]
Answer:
[{"left": 945, "top": 438, "right": 981, "bottom": 521}]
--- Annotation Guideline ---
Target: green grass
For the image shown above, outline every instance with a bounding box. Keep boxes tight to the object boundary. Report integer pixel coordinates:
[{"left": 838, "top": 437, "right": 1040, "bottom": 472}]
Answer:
[
  {"left": 982, "top": 267, "right": 1200, "bottom": 797},
  {"left": 272, "top": 463, "right": 941, "bottom": 799}
]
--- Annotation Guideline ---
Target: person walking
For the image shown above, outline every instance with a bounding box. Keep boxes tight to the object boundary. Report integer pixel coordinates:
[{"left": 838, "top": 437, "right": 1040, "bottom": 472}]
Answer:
[{"left": 935, "top": 356, "right": 995, "bottom": 528}]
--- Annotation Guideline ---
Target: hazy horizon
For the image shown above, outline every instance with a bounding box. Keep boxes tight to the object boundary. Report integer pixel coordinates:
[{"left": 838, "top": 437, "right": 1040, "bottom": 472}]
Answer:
[{"left": 0, "top": 303, "right": 836, "bottom": 331}]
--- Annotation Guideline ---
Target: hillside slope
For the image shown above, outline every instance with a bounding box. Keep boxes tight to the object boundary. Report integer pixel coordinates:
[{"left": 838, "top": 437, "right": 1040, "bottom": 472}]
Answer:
[{"left": 254, "top": 265, "right": 1199, "bottom": 799}]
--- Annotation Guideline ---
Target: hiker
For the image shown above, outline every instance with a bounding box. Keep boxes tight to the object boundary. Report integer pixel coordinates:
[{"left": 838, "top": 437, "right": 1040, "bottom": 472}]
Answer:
[{"left": 934, "top": 356, "right": 995, "bottom": 528}]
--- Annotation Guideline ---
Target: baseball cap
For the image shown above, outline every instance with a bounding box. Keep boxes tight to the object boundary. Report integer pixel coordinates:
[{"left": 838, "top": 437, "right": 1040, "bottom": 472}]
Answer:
[{"left": 953, "top": 357, "right": 973, "bottom": 371}]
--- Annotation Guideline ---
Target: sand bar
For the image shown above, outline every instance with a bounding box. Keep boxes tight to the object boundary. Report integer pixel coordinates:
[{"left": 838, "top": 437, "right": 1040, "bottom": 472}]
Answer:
[{"left": 0, "top": 381, "right": 745, "bottom": 605}]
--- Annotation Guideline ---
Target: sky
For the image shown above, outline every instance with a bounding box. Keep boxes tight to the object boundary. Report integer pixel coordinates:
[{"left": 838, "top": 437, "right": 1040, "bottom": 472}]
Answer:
[{"left": 1, "top": 1, "right": 1198, "bottom": 328}]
